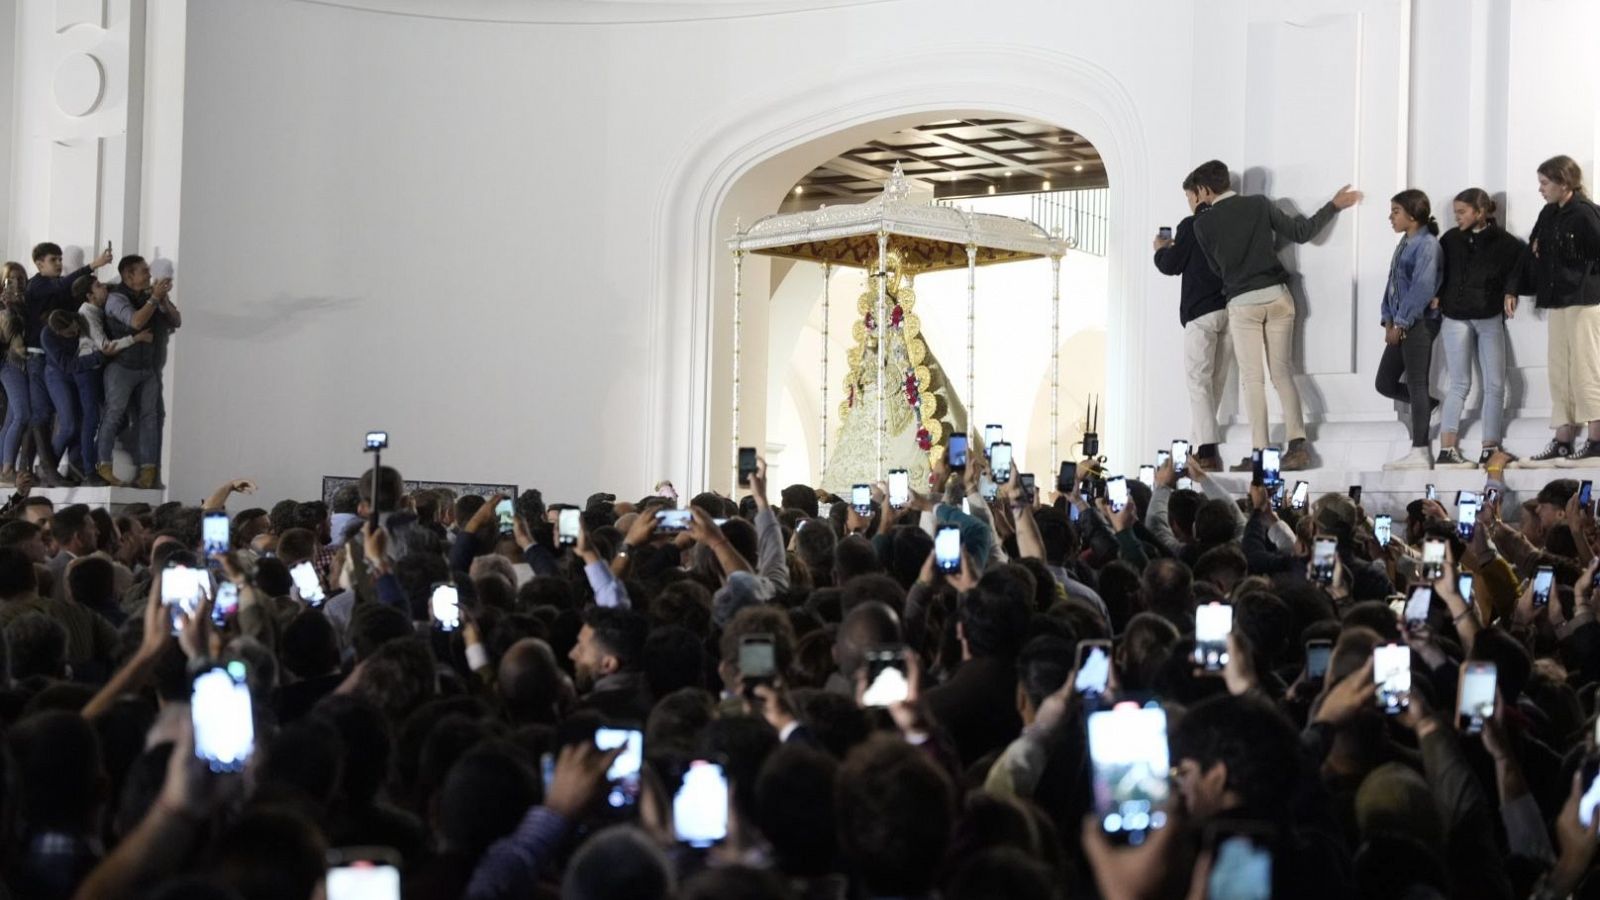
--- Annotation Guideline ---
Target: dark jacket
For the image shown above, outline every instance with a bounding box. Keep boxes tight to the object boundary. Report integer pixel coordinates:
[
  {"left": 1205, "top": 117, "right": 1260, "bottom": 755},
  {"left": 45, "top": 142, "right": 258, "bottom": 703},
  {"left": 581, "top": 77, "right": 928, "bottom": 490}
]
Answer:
[
  {"left": 923, "top": 655, "right": 1021, "bottom": 768},
  {"left": 1153, "top": 206, "right": 1227, "bottom": 325},
  {"left": 1438, "top": 224, "right": 1527, "bottom": 320},
  {"left": 39, "top": 327, "right": 100, "bottom": 376},
  {"left": 1525, "top": 197, "right": 1600, "bottom": 310},
  {"left": 1193, "top": 194, "right": 1340, "bottom": 299},
  {"left": 22, "top": 265, "right": 91, "bottom": 349},
  {"left": 104, "top": 286, "right": 174, "bottom": 371}
]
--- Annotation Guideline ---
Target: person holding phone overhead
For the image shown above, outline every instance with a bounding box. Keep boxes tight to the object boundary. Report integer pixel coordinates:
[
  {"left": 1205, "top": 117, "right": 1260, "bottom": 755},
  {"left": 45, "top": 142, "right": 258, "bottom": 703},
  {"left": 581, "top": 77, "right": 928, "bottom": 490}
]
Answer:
[
  {"left": 1154, "top": 173, "right": 1230, "bottom": 472},
  {"left": 1188, "top": 160, "right": 1364, "bottom": 471},
  {"left": 1375, "top": 189, "right": 1444, "bottom": 470},
  {"left": 1433, "top": 188, "right": 1526, "bottom": 469},
  {"left": 22, "top": 241, "right": 112, "bottom": 486},
  {"left": 1518, "top": 155, "right": 1600, "bottom": 468},
  {"left": 98, "top": 254, "right": 181, "bottom": 489}
]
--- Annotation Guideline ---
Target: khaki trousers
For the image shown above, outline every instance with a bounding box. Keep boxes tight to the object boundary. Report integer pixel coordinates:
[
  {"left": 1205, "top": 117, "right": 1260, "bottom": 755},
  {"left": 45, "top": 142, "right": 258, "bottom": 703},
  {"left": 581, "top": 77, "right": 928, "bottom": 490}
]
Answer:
[
  {"left": 1226, "top": 289, "right": 1306, "bottom": 448},
  {"left": 1548, "top": 304, "right": 1600, "bottom": 426},
  {"left": 1183, "top": 309, "right": 1232, "bottom": 445}
]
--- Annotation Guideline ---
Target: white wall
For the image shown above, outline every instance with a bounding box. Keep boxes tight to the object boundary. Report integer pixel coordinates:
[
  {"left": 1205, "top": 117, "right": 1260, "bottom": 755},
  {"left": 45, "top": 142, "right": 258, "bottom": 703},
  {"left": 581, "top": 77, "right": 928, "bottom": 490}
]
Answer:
[{"left": 5, "top": 0, "right": 1597, "bottom": 508}]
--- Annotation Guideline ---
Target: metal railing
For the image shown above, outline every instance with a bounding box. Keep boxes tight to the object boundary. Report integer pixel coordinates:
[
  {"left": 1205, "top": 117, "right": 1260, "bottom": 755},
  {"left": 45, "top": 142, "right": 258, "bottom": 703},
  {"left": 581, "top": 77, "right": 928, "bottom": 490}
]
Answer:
[{"left": 1031, "top": 189, "right": 1109, "bottom": 257}]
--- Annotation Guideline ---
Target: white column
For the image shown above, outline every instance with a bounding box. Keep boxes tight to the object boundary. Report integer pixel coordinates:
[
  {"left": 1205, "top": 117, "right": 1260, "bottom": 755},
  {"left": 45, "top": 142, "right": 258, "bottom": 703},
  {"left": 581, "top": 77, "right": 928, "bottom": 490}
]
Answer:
[
  {"left": 875, "top": 231, "right": 888, "bottom": 481},
  {"left": 965, "top": 243, "right": 977, "bottom": 436},
  {"left": 820, "top": 260, "right": 831, "bottom": 476},
  {"left": 731, "top": 243, "right": 745, "bottom": 496},
  {"left": 1050, "top": 250, "right": 1063, "bottom": 478}
]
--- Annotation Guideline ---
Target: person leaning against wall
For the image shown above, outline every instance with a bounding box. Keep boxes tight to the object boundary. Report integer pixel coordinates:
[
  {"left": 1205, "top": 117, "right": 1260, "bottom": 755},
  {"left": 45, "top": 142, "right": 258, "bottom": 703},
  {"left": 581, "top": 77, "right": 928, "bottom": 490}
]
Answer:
[
  {"left": 1187, "top": 160, "right": 1363, "bottom": 472},
  {"left": 1152, "top": 173, "right": 1230, "bottom": 472},
  {"left": 1431, "top": 188, "right": 1525, "bottom": 471},
  {"left": 1517, "top": 155, "right": 1600, "bottom": 468},
  {"left": 1374, "top": 190, "right": 1443, "bottom": 471}
]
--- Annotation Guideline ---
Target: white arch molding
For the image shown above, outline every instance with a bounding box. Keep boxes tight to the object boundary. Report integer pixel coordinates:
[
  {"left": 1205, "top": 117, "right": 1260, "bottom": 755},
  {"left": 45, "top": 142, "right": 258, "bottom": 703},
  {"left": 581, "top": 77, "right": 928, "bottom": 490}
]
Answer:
[{"left": 646, "top": 44, "right": 1153, "bottom": 496}]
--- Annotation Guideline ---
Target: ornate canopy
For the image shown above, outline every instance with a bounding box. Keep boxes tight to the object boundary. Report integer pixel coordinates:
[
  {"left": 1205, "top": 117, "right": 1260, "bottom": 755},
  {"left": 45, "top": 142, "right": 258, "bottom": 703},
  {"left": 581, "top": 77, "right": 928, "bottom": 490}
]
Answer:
[{"left": 727, "top": 165, "right": 1070, "bottom": 269}]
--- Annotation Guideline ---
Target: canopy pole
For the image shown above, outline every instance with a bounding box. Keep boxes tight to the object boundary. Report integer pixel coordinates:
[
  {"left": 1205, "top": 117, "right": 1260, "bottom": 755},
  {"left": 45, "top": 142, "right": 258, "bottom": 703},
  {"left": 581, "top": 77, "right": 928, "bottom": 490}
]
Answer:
[
  {"left": 731, "top": 233, "right": 745, "bottom": 497},
  {"left": 965, "top": 243, "right": 977, "bottom": 444},
  {"left": 1050, "top": 247, "right": 1063, "bottom": 479},
  {"left": 875, "top": 231, "right": 889, "bottom": 482},
  {"left": 820, "top": 261, "right": 831, "bottom": 478}
]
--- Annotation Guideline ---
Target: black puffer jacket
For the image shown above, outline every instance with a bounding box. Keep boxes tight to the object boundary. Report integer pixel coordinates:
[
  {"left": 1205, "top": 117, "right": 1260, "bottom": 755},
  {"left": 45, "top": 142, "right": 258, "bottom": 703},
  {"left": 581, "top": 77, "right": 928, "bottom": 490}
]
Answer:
[
  {"left": 1526, "top": 197, "right": 1600, "bottom": 309},
  {"left": 1438, "top": 224, "right": 1526, "bottom": 320}
]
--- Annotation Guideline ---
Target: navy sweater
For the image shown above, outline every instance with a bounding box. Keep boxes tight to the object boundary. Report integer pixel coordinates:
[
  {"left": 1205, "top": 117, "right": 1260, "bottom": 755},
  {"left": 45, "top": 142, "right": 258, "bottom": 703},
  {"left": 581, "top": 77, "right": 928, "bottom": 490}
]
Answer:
[{"left": 1153, "top": 205, "right": 1228, "bottom": 326}]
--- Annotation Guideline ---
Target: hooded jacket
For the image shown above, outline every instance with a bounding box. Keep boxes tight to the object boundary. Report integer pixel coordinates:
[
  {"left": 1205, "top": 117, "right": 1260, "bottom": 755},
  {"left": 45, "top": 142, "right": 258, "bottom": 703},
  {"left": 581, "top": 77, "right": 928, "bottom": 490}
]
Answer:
[{"left": 1525, "top": 196, "right": 1600, "bottom": 310}]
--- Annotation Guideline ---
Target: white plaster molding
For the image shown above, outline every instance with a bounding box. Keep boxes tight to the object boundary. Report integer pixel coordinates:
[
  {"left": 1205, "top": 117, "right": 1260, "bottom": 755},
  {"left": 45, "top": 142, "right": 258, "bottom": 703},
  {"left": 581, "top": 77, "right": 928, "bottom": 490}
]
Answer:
[
  {"left": 53, "top": 52, "right": 106, "bottom": 117},
  {"left": 647, "top": 43, "right": 1151, "bottom": 497},
  {"left": 288, "top": 0, "right": 900, "bottom": 25}
]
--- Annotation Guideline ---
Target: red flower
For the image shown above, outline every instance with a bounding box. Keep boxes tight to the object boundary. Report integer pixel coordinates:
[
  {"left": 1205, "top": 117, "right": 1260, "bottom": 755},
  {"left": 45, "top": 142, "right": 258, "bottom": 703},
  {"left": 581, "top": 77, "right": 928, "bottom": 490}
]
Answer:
[
  {"left": 890, "top": 305, "right": 904, "bottom": 327},
  {"left": 916, "top": 428, "right": 932, "bottom": 450},
  {"left": 863, "top": 312, "right": 876, "bottom": 331},
  {"left": 903, "top": 373, "right": 919, "bottom": 406}
]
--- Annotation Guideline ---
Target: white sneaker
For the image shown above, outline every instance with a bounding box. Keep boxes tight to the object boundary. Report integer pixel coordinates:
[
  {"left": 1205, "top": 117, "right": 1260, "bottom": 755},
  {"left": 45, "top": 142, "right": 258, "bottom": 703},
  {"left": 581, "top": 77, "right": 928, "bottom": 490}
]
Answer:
[{"left": 1383, "top": 447, "right": 1434, "bottom": 471}]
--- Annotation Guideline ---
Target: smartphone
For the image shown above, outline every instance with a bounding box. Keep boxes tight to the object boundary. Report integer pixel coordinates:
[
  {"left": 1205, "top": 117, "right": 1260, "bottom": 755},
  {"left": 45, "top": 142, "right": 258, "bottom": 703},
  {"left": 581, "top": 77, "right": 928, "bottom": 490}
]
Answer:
[
  {"left": 1582, "top": 480, "right": 1595, "bottom": 513},
  {"left": 1349, "top": 485, "right": 1363, "bottom": 505},
  {"left": 1421, "top": 539, "right": 1446, "bottom": 581},
  {"left": 290, "top": 560, "right": 326, "bottom": 607},
  {"left": 1374, "top": 514, "right": 1393, "bottom": 547},
  {"left": 191, "top": 661, "right": 254, "bottom": 773},
  {"left": 326, "top": 848, "right": 402, "bottom": 900},
  {"left": 1193, "top": 602, "right": 1232, "bottom": 672},
  {"left": 888, "top": 469, "right": 910, "bottom": 509},
  {"left": 1290, "top": 481, "right": 1310, "bottom": 511},
  {"left": 595, "top": 727, "right": 644, "bottom": 810},
  {"left": 1057, "top": 460, "right": 1074, "bottom": 493},
  {"left": 1087, "top": 704, "right": 1170, "bottom": 845},
  {"left": 1271, "top": 482, "right": 1286, "bottom": 510},
  {"left": 1375, "top": 643, "right": 1411, "bottom": 714},
  {"left": 948, "top": 434, "right": 969, "bottom": 470},
  {"left": 212, "top": 581, "right": 239, "bottom": 627},
  {"left": 984, "top": 424, "right": 1004, "bottom": 454},
  {"left": 655, "top": 508, "right": 692, "bottom": 533},
  {"left": 673, "top": 760, "right": 730, "bottom": 848},
  {"left": 1456, "top": 494, "right": 1480, "bottom": 541},
  {"left": 1205, "top": 822, "right": 1274, "bottom": 900},
  {"left": 862, "top": 645, "right": 911, "bottom": 707},
  {"left": 1485, "top": 487, "right": 1501, "bottom": 507},
  {"left": 1018, "top": 473, "right": 1036, "bottom": 505},
  {"left": 1171, "top": 440, "right": 1191, "bottom": 474},
  {"left": 495, "top": 499, "right": 515, "bottom": 535},
  {"left": 1176, "top": 476, "right": 1196, "bottom": 492},
  {"left": 737, "top": 446, "right": 758, "bottom": 486},
  {"left": 1458, "top": 573, "right": 1475, "bottom": 605},
  {"left": 1106, "top": 476, "right": 1129, "bottom": 513},
  {"left": 1533, "top": 565, "right": 1555, "bottom": 608},
  {"left": 1457, "top": 661, "right": 1497, "bottom": 735},
  {"left": 1157, "top": 226, "right": 1173, "bottom": 241},
  {"left": 1075, "top": 639, "right": 1113, "bottom": 697},
  {"left": 851, "top": 484, "right": 873, "bottom": 515},
  {"left": 1404, "top": 586, "right": 1432, "bottom": 630},
  {"left": 162, "top": 565, "right": 208, "bottom": 633},
  {"left": 558, "top": 508, "right": 581, "bottom": 547},
  {"left": 364, "top": 430, "right": 388, "bottom": 450},
  {"left": 991, "top": 442, "right": 1014, "bottom": 483},
  {"left": 1305, "top": 639, "right": 1333, "bottom": 681},
  {"left": 935, "top": 525, "right": 962, "bottom": 574},
  {"left": 1311, "top": 537, "right": 1337, "bottom": 585},
  {"left": 1155, "top": 449, "right": 1172, "bottom": 470},
  {"left": 739, "top": 633, "right": 776, "bottom": 683},
  {"left": 430, "top": 583, "right": 461, "bottom": 632},
  {"left": 202, "top": 511, "right": 229, "bottom": 557},
  {"left": 1138, "top": 465, "right": 1156, "bottom": 485},
  {"left": 979, "top": 474, "right": 998, "bottom": 502},
  {"left": 1260, "top": 446, "right": 1282, "bottom": 487},
  {"left": 1426, "top": 483, "right": 1438, "bottom": 501},
  {"left": 1581, "top": 757, "right": 1600, "bottom": 828}
]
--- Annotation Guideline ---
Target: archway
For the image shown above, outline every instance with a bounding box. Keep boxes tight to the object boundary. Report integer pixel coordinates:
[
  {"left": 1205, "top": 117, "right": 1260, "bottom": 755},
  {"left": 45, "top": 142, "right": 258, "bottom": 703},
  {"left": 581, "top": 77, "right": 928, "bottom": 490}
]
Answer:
[{"left": 643, "top": 45, "right": 1153, "bottom": 496}]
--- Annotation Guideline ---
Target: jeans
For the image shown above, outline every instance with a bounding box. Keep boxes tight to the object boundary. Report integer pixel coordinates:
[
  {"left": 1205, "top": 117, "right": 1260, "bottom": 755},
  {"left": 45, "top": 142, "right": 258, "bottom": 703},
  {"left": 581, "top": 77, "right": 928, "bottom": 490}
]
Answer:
[
  {"left": 25, "top": 353, "right": 52, "bottom": 427},
  {"left": 1440, "top": 316, "right": 1507, "bottom": 442},
  {"left": 99, "top": 365, "right": 161, "bottom": 467},
  {"left": 72, "top": 370, "right": 102, "bottom": 475},
  {"left": 1227, "top": 289, "right": 1306, "bottom": 448},
  {"left": 1375, "top": 317, "right": 1440, "bottom": 447},
  {"left": 43, "top": 363, "right": 77, "bottom": 466},
  {"left": 1548, "top": 304, "right": 1600, "bottom": 427},
  {"left": 1183, "top": 309, "right": 1232, "bottom": 445},
  {"left": 0, "top": 362, "right": 29, "bottom": 469}
]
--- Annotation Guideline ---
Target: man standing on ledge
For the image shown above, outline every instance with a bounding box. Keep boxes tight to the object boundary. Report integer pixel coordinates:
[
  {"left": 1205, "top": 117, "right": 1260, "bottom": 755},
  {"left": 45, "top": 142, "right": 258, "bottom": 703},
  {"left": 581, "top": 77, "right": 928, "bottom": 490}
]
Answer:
[
  {"left": 1188, "top": 160, "right": 1362, "bottom": 471},
  {"left": 99, "top": 255, "right": 180, "bottom": 489},
  {"left": 1154, "top": 174, "right": 1230, "bottom": 471}
]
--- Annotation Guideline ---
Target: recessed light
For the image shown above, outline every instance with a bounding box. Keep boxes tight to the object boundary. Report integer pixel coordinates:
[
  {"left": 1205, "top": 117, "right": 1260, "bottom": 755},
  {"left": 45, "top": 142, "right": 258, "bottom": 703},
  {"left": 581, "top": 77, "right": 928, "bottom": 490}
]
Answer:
[
  {"left": 988, "top": 185, "right": 997, "bottom": 194},
  {"left": 794, "top": 186, "right": 804, "bottom": 195},
  {"left": 1004, "top": 171, "right": 1012, "bottom": 177},
  {"left": 1074, "top": 164, "right": 1084, "bottom": 172},
  {"left": 1042, "top": 180, "right": 1052, "bottom": 191}
]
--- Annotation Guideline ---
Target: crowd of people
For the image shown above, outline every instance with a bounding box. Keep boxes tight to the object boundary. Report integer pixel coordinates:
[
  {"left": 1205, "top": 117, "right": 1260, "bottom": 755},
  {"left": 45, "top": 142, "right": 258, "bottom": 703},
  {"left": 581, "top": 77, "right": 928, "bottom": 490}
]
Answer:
[
  {"left": 1155, "top": 154, "right": 1600, "bottom": 473},
  {"left": 0, "top": 434, "right": 1592, "bottom": 899},
  {"left": 0, "top": 243, "right": 178, "bottom": 491}
]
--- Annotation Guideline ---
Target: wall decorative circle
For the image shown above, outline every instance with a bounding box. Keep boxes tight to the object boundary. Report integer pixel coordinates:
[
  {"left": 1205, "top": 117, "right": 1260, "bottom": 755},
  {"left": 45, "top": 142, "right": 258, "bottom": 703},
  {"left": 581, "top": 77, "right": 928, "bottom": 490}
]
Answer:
[{"left": 53, "top": 53, "right": 105, "bottom": 118}]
